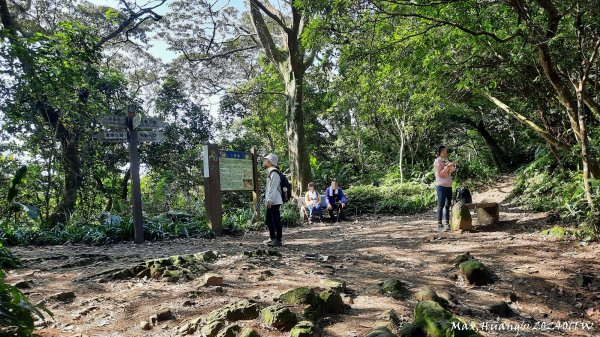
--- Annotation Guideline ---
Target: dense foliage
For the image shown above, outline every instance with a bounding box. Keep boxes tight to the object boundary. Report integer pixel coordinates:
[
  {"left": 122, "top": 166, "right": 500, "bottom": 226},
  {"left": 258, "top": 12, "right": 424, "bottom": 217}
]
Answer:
[{"left": 0, "top": 0, "right": 598, "bottom": 246}]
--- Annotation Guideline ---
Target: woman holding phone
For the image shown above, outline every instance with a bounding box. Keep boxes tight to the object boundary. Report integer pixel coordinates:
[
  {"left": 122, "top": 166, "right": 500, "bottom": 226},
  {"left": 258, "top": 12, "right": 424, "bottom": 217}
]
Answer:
[{"left": 434, "top": 145, "right": 457, "bottom": 231}]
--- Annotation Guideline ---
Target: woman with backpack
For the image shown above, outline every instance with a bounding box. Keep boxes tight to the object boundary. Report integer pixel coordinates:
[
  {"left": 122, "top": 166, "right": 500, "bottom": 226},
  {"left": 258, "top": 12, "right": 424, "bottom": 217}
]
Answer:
[
  {"left": 434, "top": 145, "right": 457, "bottom": 232},
  {"left": 263, "top": 153, "right": 283, "bottom": 247}
]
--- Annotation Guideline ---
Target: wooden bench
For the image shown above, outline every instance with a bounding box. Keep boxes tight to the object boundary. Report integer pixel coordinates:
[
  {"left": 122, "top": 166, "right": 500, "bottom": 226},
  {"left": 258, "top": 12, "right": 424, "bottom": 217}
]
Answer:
[{"left": 451, "top": 199, "right": 500, "bottom": 231}]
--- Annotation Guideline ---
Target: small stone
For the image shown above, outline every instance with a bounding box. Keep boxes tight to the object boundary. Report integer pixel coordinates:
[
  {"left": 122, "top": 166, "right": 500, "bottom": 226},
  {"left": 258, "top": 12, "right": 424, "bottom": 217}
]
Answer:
[
  {"left": 140, "top": 321, "right": 152, "bottom": 330},
  {"left": 380, "top": 279, "right": 409, "bottom": 299},
  {"left": 183, "top": 300, "right": 195, "bottom": 307},
  {"left": 156, "top": 309, "right": 174, "bottom": 322},
  {"left": 204, "top": 273, "right": 224, "bottom": 286},
  {"left": 13, "top": 280, "right": 33, "bottom": 289},
  {"left": 49, "top": 291, "right": 76, "bottom": 303},
  {"left": 507, "top": 292, "right": 518, "bottom": 303},
  {"left": 487, "top": 301, "right": 511, "bottom": 317}
]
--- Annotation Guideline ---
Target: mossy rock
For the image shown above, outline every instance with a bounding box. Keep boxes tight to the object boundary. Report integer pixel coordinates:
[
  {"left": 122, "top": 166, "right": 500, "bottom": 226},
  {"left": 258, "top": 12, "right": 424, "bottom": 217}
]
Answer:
[
  {"left": 319, "top": 289, "right": 345, "bottom": 313},
  {"left": 102, "top": 252, "right": 212, "bottom": 282},
  {"left": 452, "top": 252, "right": 474, "bottom": 266},
  {"left": 206, "top": 300, "right": 260, "bottom": 322},
  {"left": 302, "top": 303, "right": 323, "bottom": 321},
  {"left": 279, "top": 287, "right": 320, "bottom": 307},
  {"left": 364, "top": 327, "right": 397, "bottom": 337},
  {"left": 458, "top": 260, "right": 493, "bottom": 286},
  {"left": 323, "top": 279, "right": 347, "bottom": 293},
  {"left": 239, "top": 328, "right": 260, "bottom": 337},
  {"left": 291, "top": 321, "right": 318, "bottom": 337},
  {"left": 261, "top": 305, "right": 298, "bottom": 331},
  {"left": 414, "top": 301, "right": 481, "bottom": 337},
  {"left": 195, "top": 250, "right": 218, "bottom": 262},
  {"left": 381, "top": 279, "right": 409, "bottom": 299},
  {"left": 200, "top": 320, "right": 225, "bottom": 337},
  {"left": 414, "top": 289, "right": 449, "bottom": 308},
  {"left": 475, "top": 199, "right": 499, "bottom": 226},
  {"left": 399, "top": 323, "right": 426, "bottom": 337},
  {"left": 486, "top": 301, "right": 511, "bottom": 317},
  {"left": 216, "top": 324, "right": 241, "bottom": 337}
]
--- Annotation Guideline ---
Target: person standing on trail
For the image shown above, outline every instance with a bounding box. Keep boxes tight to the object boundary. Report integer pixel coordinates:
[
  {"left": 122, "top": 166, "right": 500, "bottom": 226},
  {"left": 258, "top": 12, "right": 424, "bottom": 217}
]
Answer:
[
  {"left": 263, "top": 153, "right": 283, "bottom": 247},
  {"left": 434, "top": 145, "right": 457, "bottom": 232}
]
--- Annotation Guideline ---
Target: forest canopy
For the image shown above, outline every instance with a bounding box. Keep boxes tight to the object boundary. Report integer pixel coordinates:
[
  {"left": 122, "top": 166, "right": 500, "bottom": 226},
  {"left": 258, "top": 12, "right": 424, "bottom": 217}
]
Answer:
[{"left": 1, "top": 0, "right": 599, "bottom": 243}]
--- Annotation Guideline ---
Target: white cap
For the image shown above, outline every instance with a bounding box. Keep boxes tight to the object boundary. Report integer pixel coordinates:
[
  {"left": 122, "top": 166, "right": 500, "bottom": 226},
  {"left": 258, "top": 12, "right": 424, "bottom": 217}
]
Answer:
[{"left": 264, "top": 153, "right": 279, "bottom": 166}]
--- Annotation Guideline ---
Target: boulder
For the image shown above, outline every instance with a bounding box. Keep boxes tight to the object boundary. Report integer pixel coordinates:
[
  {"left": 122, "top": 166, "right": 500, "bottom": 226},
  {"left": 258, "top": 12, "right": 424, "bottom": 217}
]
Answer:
[
  {"left": 239, "top": 328, "right": 260, "bottom": 337},
  {"left": 140, "top": 321, "right": 152, "bottom": 331},
  {"left": 414, "top": 300, "right": 481, "bottom": 337},
  {"left": 291, "top": 321, "right": 318, "bottom": 337},
  {"left": 459, "top": 260, "right": 493, "bottom": 286},
  {"left": 381, "top": 279, "right": 409, "bottom": 300},
  {"left": 204, "top": 273, "right": 224, "bottom": 286},
  {"left": 323, "top": 279, "right": 347, "bottom": 293},
  {"left": 206, "top": 300, "right": 260, "bottom": 322},
  {"left": 414, "top": 289, "right": 448, "bottom": 308},
  {"left": 363, "top": 327, "right": 397, "bottom": 337},
  {"left": 216, "top": 324, "right": 241, "bottom": 337},
  {"left": 319, "top": 290, "right": 345, "bottom": 313},
  {"left": 200, "top": 320, "right": 225, "bottom": 337},
  {"left": 476, "top": 199, "right": 499, "bottom": 225},
  {"left": 261, "top": 305, "right": 298, "bottom": 331},
  {"left": 450, "top": 202, "right": 472, "bottom": 231},
  {"left": 155, "top": 309, "right": 174, "bottom": 322},
  {"left": 279, "top": 287, "right": 320, "bottom": 307},
  {"left": 486, "top": 301, "right": 511, "bottom": 317}
]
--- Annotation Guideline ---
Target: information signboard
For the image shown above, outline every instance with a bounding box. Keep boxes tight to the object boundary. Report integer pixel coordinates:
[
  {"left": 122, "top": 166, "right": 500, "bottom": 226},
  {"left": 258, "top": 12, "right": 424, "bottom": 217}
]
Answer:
[{"left": 219, "top": 150, "right": 254, "bottom": 191}]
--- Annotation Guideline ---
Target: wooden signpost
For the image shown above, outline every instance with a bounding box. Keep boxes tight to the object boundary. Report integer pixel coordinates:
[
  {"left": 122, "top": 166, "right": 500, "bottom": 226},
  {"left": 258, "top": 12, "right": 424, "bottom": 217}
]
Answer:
[
  {"left": 203, "top": 144, "right": 260, "bottom": 235},
  {"left": 97, "top": 107, "right": 164, "bottom": 244}
]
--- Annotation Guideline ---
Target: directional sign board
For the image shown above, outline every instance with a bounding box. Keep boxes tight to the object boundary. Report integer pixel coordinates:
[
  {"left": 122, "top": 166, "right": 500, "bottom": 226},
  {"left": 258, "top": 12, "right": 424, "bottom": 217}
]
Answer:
[
  {"left": 218, "top": 150, "right": 254, "bottom": 191},
  {"left": 95, "top": 131, "right": 128, "bottom": 142},
  {"left": 99, "top": 116, "right": 165, "bottom": 129},
  {"left": 137, "top": 131, "right": 164, "bottom": 143}
]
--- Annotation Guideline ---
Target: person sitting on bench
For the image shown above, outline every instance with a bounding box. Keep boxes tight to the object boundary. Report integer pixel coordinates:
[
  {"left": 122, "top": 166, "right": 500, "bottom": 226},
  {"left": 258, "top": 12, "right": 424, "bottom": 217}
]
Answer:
[
  {"left": 325, "top": 180, "right": 347, "bottom": 222},
  {"left": 304, "top": 182, "right": 324, "bottom": 224}
]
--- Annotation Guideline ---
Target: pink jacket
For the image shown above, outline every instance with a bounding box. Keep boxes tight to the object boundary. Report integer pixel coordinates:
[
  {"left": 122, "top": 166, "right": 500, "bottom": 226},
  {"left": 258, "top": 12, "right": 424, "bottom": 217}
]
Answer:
[{"left": 434, "top": 157, "right": 455, "bottom": 187}]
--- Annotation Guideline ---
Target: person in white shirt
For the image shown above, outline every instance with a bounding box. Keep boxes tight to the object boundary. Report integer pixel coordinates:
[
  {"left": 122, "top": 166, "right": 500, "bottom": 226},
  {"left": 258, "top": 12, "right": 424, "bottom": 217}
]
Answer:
[
  {"left": 304, "top": 182, "right": 323, "bottom": 224},
  {"left": 263, "top": 153, "right": 283, "bottom": 246}
]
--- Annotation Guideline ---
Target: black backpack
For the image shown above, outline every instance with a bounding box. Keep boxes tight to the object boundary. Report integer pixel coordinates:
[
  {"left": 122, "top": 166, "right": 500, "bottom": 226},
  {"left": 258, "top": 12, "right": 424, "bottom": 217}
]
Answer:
[
  {"left": 457, "top": 186, "right": 472, "bottom": 204},
  {"left": 270, "top": 169, "right": 292, "bottom": 203}
]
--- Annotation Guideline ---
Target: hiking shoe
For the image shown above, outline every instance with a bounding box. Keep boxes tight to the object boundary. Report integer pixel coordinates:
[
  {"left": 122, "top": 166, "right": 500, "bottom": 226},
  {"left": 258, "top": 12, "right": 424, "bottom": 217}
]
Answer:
[
  {"left": 268, "top": 240, "right": 282, "bottom": 247},
  {"left": 263, "top": 239, "right": 275, "bottom": 245},
  {"left": 437, "top": 223, "right": 445, "bottom": 232}
]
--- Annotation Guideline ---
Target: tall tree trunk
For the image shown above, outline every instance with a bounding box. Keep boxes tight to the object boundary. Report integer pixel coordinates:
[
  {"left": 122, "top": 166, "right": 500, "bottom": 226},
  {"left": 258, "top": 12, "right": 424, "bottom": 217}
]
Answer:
[
  {"left": 284, "top": 74, "right": 311, "bottom": 196},
  {"left": 475, "top": 120, "right": 509, "bottom": 169}
]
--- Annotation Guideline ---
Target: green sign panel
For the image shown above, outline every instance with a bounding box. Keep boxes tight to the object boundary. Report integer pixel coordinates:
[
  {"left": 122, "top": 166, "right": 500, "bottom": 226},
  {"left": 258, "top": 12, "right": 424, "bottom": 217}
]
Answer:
[{"left": 219, "top": 151, "right": 254, "bottom": 191}]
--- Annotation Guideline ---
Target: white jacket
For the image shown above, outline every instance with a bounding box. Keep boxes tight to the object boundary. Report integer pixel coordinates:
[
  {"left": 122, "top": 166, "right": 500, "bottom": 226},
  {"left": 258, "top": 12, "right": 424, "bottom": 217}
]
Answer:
[{"left": 265, "top": 167, "right": 283, "bottom": 205}]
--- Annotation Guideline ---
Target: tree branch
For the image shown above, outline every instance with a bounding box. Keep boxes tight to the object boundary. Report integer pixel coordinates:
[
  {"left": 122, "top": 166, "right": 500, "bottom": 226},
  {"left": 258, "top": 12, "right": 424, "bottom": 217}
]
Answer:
[
  {"left": 247, "top": 0, "right": 286, "bottom": 63},
  {"left": 251, "top": 0, "right": 291, "bottom": 32}
]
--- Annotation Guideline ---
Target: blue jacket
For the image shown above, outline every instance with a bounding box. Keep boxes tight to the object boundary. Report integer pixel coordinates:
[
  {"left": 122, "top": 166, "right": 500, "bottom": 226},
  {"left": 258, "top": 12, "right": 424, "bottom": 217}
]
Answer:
[{"left": 325, "top": 187, "right": 346, "bottom": 205}]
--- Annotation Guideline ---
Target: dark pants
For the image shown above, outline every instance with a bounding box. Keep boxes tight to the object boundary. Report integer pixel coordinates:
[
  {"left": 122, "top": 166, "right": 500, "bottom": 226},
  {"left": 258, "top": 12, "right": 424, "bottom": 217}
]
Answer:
[
  {"left": 328, "top": 203, "right": 346, "bottom": 222},
  {"left": 436, "top": 186, "right": 452, "bottom": 223},
  {"left": 265, "top": 204, "right": 282, "bottom": 241}
]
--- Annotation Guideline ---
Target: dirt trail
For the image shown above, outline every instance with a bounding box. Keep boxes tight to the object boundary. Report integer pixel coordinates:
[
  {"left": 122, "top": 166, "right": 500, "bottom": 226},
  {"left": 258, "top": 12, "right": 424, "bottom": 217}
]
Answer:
[{"left": 7, "top": 176, "right": 599, "bottom": 337}]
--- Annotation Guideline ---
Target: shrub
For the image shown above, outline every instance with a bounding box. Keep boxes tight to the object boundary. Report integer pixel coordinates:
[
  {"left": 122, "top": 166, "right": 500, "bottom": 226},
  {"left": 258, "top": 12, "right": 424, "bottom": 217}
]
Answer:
[
  {"left": 0, "top": 267, "right": 52, "bottom": 336},
  {"left": 346, "top": 181, "right": 436, "bottom": 215},
  {"left": 281, "top": 202, "right": 301, "bottom": 227}
]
